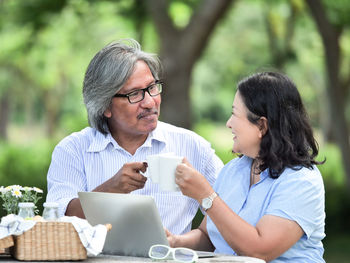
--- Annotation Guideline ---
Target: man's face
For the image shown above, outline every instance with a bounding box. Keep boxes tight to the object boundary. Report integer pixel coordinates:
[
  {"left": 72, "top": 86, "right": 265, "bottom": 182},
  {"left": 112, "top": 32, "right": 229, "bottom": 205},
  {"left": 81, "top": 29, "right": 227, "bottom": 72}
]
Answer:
[{"left": 104, "top": 60, "right": 161, "bottom": 139}]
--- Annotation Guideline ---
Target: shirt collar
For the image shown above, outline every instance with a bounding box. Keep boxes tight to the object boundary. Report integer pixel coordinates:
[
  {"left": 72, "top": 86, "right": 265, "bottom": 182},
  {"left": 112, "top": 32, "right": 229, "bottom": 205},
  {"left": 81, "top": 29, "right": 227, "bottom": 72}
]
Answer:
[
  {"left": 143, "top": 121, "right": 167, "bottom": 147},
  {"left": 87, "top": 121, "right": 167, "bottom": 153},
  {"left": 87, "top": 129, "right": 116, "bottom": 152},
  {"left": 244, "top": 155, "right": 269, "bottom": 184}
]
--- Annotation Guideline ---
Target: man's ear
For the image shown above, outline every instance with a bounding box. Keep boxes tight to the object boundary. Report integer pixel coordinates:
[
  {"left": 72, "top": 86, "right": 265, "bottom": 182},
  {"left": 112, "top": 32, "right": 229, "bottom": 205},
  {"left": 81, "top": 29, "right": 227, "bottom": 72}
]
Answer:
[
  {"left": 103, "top": 108, "right": 112, "bottom": 118},
  {"left": 258, "top": 117, "right": 268, "bottom": 138}
]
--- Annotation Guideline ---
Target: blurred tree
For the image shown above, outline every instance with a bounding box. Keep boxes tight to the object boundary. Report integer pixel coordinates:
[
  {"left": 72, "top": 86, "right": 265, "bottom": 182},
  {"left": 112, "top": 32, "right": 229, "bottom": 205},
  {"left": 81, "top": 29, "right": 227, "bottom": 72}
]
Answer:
[
  {"left": 0, "top": 83, "right": 9, "bottom": 139},
  {"left": 0, "top": 0, "right": 68, "bottom": 138},
  {"left": 0, "top": 0, "right": 136, "bottom": 138},
  {"left": 305, "top": 0, "right": 350, "bottom": 189},
  {"left": 0, "top": 63, "right": 33, "bottom": 140},
  {"left": 7, "top": 0, "right": 68, "bottom": 33},
  {"left": 117, "top": 0, "right": 148, "bottom": 45},
  {"left": 0, "top": 0, "right": 35, "bottom": 140},
  {"left": 191, "top": 0, "right": 270, "bottom": 123},
  {"left": 264, "top": 0, "right": 300, "bottom": 70},
  {"left": 146, "top": 0, "right": 235, "bottom": 128}
]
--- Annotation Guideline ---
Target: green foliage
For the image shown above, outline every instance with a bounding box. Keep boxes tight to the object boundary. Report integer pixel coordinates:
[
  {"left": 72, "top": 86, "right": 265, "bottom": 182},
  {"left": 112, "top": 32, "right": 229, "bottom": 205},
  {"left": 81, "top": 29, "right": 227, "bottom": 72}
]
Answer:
[
  {"left": 0, "top": 141, "right": 53, "bottom": 187},
  {"left": 323, "top": 0, "right": 350, "bottom": 26},
  {"left": 0, "top": 0, "right": 140, "bottom": 138},
  {"left": 324, "top": 234, "right": 350, "bottom": 263},
  {"left": 194, "top": 121, "right": 236, "bottom": 164},
  {"left": 7, "top": 0, "right": 68, "bottom": 31},
  {"left": 318, "top": 144, "right": 350, "bottom": 234},
  {"left": 0, "top": 141, "right": 55, "bottom": 217},
  {"left": 60, "top": 111, "right": 89, "bottom": 134},
  {"left": 169, "top": 1, "right": 193, "bottom": 28},
  {"left": 192, "top": 0, "right": 270, "bottom": 123},
  {"left": 318, "top": 144, "right": 345, "bottom": 185}
]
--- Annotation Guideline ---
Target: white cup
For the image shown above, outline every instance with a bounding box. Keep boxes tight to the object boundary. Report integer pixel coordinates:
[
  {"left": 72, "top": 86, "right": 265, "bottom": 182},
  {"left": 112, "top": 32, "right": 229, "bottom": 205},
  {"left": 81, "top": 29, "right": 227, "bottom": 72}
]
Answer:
[{"left": 146, "top": 153, "right": 183, "bottom": 192}]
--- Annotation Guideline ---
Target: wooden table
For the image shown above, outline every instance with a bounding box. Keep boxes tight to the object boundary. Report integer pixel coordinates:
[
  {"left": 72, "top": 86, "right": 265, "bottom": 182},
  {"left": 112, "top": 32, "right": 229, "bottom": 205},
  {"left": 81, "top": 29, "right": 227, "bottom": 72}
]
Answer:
[{"left": 0, "top": 253, "right": 265, "bottom": 262}]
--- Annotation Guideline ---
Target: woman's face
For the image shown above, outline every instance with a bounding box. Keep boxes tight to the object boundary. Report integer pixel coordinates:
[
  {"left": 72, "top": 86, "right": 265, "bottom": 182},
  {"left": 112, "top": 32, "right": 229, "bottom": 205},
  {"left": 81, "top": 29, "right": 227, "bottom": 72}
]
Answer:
[{"left": 226, "top": 91, "right": 263, "bottom": 158}]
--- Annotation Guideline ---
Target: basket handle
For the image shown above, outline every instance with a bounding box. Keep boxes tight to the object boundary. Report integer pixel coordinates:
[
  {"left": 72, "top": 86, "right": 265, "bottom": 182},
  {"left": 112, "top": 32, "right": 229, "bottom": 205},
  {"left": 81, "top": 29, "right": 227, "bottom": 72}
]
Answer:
[{"left": 105, "top": 224, "right": 112, "bottom": 231}]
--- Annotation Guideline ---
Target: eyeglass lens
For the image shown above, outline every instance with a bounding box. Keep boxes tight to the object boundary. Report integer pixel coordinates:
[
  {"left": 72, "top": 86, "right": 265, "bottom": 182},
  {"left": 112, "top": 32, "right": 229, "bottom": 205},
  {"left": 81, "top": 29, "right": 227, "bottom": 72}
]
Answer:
[
  {"left": 129, "top": 83, "right": 162, "bottom": 103},
  {"left": 174, "top": 248, "right": 196, "bottom": 262},
  {"left": 149, "top": 245, "right": 170, "bottom": 259}
]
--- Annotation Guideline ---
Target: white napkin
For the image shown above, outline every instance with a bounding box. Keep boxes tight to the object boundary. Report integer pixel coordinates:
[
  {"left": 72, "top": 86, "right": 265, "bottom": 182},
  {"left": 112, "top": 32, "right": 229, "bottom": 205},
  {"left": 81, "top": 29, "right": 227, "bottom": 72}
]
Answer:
[
  {"left": 59, "top": 216, "right": 108, "bottom": 256},
  {"left": 0, "top": 214, "right": 108, "bottom": 256},
  {"left": 0, "top": 214, "right": 36, "bottom": 239}
]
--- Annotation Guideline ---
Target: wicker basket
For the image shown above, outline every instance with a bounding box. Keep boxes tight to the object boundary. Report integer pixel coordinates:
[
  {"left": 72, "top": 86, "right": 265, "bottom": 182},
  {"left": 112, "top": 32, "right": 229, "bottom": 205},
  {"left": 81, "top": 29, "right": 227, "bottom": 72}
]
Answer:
[
  {"left": 12, "top": 221, "right": 87, "bottom": 261},
  {"left": 0, "top": 235, "right": 14, "bottom": 254}
]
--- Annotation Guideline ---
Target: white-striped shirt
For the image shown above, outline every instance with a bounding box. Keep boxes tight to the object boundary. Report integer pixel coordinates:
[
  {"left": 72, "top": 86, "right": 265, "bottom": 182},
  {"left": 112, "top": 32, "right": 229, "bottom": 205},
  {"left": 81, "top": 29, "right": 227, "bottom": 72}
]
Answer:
[{"left": 46, "top": 121, "right": 223, "bottom": 234}]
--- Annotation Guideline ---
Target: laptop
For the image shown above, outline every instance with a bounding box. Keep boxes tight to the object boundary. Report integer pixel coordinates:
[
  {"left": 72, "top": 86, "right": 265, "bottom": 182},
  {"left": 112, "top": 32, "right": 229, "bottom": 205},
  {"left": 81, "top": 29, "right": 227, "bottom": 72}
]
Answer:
[{"left": 78, "top": 192, "right": 168, "bottom": 257}]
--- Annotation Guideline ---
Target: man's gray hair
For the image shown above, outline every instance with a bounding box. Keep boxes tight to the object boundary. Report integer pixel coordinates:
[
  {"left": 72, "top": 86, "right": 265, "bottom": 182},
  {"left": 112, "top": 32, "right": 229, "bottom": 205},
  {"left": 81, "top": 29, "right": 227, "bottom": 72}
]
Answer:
[{"left": 83, "top": 39, "right": 162, "bottom": 134}]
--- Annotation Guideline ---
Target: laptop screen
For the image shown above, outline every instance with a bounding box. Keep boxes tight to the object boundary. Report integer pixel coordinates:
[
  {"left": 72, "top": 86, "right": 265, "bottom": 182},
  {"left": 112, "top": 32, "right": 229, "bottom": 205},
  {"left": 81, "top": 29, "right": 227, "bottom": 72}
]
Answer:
[{"left": 78, "top": 192, "right": 169, "bottom": 257}]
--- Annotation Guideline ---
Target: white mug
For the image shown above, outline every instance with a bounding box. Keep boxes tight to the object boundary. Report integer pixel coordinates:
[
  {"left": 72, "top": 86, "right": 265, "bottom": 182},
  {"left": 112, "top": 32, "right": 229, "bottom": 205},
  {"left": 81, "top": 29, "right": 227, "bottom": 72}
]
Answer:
[{"left": 146, "top": 153, "right": 183, "bottom": 192}]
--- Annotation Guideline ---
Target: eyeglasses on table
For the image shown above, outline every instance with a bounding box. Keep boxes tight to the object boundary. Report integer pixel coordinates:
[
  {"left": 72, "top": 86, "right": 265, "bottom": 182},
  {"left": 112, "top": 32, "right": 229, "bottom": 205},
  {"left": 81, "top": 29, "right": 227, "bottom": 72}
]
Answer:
[{"left": 149, "top": 244, "right": 198, "bottom": 263}]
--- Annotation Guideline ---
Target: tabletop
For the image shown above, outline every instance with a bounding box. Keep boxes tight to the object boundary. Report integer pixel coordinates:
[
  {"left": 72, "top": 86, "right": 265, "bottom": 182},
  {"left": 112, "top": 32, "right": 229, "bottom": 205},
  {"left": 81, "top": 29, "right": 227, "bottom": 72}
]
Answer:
[{"left": 0, "top": 253, "right": 266, "bottom": 263}]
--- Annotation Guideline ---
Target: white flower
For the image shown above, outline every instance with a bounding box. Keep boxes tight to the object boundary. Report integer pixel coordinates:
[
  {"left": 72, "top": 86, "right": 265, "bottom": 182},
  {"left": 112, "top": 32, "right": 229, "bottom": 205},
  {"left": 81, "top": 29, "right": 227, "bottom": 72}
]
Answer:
[
  {"left": 10, "top": 185, "right": 22, "bottom": 192},
  {"left": 1, "top": 185, "right": 43, "bottom": 215},
  {"left": 1, "top": 187, "right": 10, "bottom": 193},
  {"left": 11, "top": 189, "right": 22, "bottom": 198},
  {"left": 33, "top": 187, "right": 43, "bottom": 193}
]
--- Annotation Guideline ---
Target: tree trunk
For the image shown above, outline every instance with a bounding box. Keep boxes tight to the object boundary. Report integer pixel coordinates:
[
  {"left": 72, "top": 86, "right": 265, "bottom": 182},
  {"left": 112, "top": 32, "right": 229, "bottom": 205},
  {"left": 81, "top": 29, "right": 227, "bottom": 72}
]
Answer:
[
  {"left": 305, "top": 0, "right": 350, "bottom": 190},
  {"left": 264, "top": 1, "right": 297, "bottom": 70},
  {"left": 147, "top": 0, "right": 235, "bottom": 129},
  {"left": 160, "top": 58, "right": 192, "bottom": 127},
  {"left": 43, "top": 90, "right": 58, "bottom": 138},
  {"left": 0, "top": 89, "right": 10, "bottom": 140}
]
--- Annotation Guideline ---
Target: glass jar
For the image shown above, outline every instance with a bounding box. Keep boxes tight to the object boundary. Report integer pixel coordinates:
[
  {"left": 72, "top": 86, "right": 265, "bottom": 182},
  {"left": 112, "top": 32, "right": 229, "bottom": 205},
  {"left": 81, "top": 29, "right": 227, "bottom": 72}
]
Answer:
[
  {"left": 18, "top": 202, "right": 35, "bottom": 220},
  {"left": 42, "top": 202, "right": 59, "bottom": 221}
]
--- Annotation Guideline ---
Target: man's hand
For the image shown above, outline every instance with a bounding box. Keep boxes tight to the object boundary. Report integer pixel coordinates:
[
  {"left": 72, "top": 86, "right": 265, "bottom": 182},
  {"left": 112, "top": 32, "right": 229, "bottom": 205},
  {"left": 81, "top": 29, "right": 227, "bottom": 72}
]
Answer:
[
  {"left": 66, "top": 162, "right": 148, "bottom": 218},
  {"left": 94, "top": 162, "right": 148, "bottom": 193}
]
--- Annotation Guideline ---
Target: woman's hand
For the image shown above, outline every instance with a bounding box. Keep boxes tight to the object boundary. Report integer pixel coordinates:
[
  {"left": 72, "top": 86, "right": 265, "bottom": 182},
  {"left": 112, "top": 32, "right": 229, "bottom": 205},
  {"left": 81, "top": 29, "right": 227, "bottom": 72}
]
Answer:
[
  {"left": 165, "top": 228, "right": 179, "bottom": 247},
  {"left": 175, "top": 158, "right": 213, "bottom": 202},
  {"left": 165, "top": 220, "right": 214, "bottom": 252}
]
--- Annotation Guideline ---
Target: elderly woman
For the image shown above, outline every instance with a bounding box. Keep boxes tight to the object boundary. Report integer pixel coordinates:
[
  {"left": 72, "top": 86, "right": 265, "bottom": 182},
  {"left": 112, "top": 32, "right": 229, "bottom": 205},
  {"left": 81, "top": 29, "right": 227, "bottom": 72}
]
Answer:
[{"left": 171, "top": 72, "right": 325, "bottom": 262}]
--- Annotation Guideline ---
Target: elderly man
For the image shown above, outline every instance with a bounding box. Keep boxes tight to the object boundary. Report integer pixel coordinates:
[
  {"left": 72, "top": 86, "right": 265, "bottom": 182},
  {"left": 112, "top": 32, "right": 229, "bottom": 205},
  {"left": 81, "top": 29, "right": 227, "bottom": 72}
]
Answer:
[{"left": 46, "top": 39, "right": 223, "bottom": 235}]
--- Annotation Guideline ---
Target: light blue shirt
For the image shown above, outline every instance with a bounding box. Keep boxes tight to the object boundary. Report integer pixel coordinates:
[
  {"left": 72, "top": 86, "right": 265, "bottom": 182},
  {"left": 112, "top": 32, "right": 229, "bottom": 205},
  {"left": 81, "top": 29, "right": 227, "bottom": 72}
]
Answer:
[
  {"left": 207, "top": 155, "right": 325, "bottom": 262},
  {"left": 47, "top": 121, "right": 223, "bottom": 234}
]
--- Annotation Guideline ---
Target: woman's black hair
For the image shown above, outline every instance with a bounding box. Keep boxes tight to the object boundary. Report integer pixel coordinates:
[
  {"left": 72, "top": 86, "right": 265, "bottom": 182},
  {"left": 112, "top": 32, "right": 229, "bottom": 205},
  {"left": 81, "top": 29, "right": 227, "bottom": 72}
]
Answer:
[{"left": 237, "top": 72, "right": 325, "bottom": 178}]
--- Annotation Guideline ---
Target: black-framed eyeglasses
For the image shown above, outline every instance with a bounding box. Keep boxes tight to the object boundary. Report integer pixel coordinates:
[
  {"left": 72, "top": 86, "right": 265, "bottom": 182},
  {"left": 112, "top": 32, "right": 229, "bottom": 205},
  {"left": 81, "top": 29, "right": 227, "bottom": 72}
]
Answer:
[{"left": 113, "top": 81, "right": 163, "bottom": 104}]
